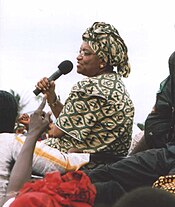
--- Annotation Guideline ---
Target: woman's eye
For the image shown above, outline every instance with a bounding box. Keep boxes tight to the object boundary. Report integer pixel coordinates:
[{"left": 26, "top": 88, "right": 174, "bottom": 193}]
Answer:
[
  {"left": 83, "top": 51, "right": 91, "bottom": 56},
  {"left": 78, "top": 50, "right": 94, "bottom": 56}
]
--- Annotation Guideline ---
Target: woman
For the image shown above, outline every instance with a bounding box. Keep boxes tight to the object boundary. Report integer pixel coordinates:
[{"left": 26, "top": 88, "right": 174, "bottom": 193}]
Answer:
[{"left": 36, "top": 22, "right": 134, "bottom": 167}]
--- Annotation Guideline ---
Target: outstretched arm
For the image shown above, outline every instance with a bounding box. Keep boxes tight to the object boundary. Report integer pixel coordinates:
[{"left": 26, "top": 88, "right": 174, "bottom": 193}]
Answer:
[{"left": 1, "top": 97, "right": 51, "bottom": 205}]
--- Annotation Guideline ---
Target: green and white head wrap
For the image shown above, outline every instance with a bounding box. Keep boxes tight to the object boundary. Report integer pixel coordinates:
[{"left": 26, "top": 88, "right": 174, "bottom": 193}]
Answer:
[{"left": 82, "top": 22, "right": 131, "bottom": 77}]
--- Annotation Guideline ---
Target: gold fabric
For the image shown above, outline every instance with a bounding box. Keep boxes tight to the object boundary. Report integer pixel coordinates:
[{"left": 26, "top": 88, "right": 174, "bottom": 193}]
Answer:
[{"left": 153, "top": 175, "right": 175, "bottom": 194}]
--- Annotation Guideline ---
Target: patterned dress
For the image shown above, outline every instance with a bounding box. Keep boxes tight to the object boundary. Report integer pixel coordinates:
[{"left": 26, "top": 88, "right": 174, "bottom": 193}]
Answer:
[{"left": 45, "top": 72, "right": 134, "bottom": 155}]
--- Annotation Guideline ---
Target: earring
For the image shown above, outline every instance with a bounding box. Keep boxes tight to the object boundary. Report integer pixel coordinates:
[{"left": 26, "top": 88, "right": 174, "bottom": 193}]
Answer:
[{"left": 100, "top": 64, "right": 104, "bottom": 69}]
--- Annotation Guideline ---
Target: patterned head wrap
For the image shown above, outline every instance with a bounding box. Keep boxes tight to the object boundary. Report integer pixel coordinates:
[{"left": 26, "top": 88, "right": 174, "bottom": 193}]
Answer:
[{"left": 82, "top": 22, "right": 131, "bottom": 77}]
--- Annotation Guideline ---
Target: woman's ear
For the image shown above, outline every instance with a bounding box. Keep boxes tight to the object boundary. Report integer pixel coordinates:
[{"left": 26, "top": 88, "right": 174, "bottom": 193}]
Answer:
[{"left": 99, "top": 60, "right": 106, "bottom": 69}]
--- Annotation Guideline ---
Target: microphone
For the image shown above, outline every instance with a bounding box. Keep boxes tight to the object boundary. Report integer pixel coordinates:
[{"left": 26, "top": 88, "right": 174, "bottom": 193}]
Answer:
[{"left": 33, "top": 60, "right": 73, "bottom": 96}]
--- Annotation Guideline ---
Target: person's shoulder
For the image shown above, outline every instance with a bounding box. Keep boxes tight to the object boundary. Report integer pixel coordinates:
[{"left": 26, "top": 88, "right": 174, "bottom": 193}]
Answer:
[
  {"left": 157, "top": 75, "right": 170, "bottom": 94},
  {"left": 71, "top": 76, "right": 107, "bottom": 98},
  {"left": 74, "top": 73, "right": 118, "bottom": 86},
  {"left": 72, "top": 76, "right": 96, "bottom": 91},
  {"left": 0, "top": 133, "right": 22, "bottom": 151},
  {"left": 0, "top": 133, "right": 16, "bottom": 141},
  {"left": 93, "top": 72, "right": 119, "bottom": 80}
]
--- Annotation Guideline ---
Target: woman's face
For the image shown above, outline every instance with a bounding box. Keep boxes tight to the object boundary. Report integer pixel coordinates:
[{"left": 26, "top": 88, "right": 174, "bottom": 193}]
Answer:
[{"left": 76, "top": 41, "right": 103, "bottom": 77}]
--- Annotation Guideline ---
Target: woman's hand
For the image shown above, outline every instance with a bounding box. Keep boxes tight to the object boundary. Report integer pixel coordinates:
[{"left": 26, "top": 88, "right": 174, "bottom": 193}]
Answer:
[
  {"left": 35, "top": 77, "right": 57, "bottom": 104},
  {"left": 35, "top": 77, "right": 63, "bottom": 119}
]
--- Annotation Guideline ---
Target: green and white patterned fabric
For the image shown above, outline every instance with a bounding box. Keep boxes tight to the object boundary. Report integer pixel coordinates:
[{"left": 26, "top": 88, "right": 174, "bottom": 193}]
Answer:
[{"left": 45, "top": 73, "right": 134, "bottom": 158}]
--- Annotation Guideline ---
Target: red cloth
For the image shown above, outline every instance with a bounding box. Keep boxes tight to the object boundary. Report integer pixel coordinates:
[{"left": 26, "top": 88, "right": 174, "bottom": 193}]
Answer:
[{"left": 10, "top": 171, "right": 96, "bottom": 207}]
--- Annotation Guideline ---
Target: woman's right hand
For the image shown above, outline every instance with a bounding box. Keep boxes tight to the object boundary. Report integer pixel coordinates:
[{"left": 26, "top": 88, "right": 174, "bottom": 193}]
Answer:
[
  {"left": 35, "top": 77, "right": 63, "bottom": 119},
  {"left": 35, "top": 77, "right": 57, "bottom": 104}
]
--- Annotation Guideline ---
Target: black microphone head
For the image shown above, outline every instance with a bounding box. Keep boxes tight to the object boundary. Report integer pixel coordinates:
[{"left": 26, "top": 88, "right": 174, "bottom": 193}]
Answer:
[
  {"left": 58, "top": 60, "right": 73, "bottom": 75},
  {"left": 33, "top": 60, "right": 73, "bottom": 96}
]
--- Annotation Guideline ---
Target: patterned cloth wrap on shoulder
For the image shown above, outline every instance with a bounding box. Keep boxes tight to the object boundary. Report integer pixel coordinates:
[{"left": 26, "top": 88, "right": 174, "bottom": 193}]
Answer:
[{"left": 153, "top": 175, "right": 175, "bottom": 194}]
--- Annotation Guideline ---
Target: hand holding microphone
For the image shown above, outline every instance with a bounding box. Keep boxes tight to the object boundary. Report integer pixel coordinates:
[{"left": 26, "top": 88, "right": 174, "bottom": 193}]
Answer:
[{"left": 33, "top": 60, "right": 73, "bottom": 96}]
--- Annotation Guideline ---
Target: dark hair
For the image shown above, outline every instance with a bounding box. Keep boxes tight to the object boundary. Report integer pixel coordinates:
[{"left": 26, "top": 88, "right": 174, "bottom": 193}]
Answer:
[
  {"left": 0, "top": 90, "right": 18, "bottom": 133},
  {"left": 114, "top": 187, "right": 175, "bottom": 207},
  {"left": 105, "top": 64, "right": 114, "bottom": 73}
]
